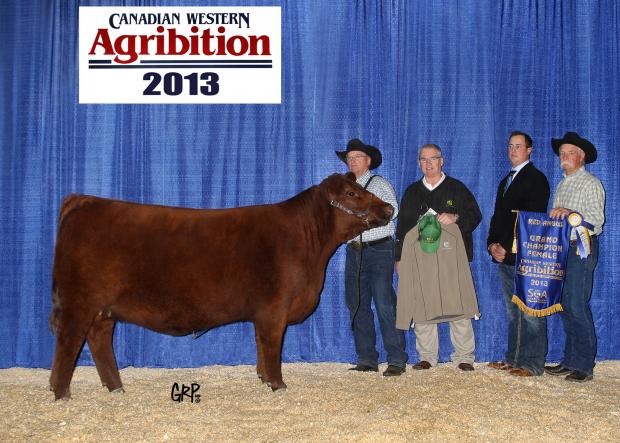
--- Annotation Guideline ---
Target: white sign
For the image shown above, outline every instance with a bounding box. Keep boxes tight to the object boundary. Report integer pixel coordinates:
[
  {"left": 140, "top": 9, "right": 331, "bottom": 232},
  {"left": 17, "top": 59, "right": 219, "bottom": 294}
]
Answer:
[{"left": 79, "top": 7, "right": 281, "bottom": 103}]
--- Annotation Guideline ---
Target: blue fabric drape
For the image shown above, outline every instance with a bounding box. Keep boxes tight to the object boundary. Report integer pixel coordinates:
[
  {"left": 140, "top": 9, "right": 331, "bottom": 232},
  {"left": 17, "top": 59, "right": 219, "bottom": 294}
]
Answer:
[{"left": 1, "top": 0, "right": 618, "bottom": 368}]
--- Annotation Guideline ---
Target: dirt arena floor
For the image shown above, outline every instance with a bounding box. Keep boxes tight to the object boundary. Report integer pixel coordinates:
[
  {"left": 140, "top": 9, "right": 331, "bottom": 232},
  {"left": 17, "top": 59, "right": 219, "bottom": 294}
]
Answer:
[{"left": 1, "top": 361, "right": 619, "bottom": 442}]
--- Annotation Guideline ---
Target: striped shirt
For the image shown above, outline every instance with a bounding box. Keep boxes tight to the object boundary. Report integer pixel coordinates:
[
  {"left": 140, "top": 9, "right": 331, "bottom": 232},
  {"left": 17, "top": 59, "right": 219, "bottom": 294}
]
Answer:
[
  {"left": 348, "top": 170, "right": 399, "bottom": 242},
  {"left": 553, "top": 167, "right": 605, "bottom": 239}
]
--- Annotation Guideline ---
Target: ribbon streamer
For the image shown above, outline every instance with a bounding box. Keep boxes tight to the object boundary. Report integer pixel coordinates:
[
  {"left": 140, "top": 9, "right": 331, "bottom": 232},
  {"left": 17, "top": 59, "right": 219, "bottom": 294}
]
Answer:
[{"left": 567, "top": 211, "right": 594, "bottom": 258}]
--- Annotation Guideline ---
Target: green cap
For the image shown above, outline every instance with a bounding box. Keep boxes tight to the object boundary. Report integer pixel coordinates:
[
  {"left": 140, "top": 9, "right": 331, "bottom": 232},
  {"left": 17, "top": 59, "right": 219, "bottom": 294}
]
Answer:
[{"left": 418, "top": 214, "right": 441, "bottom": 253}]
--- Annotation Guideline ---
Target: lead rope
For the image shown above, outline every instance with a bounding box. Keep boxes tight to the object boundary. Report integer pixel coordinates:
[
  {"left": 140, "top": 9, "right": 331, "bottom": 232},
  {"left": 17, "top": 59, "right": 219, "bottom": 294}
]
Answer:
[{"left": 351, "top": 175, "right": 377, "bottom": 331}]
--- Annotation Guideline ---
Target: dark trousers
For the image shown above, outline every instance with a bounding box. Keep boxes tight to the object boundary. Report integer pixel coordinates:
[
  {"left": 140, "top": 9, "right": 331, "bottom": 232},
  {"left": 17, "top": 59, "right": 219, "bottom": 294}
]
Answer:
[
  {"left": 345, "top": 239, "right": 407, "bottom": 368},
  {"left": 498, "top": 263, "right": 547, "bottom": 375},
  {"left": 558, "top": 238, "right": 599, "bottom": 375}
]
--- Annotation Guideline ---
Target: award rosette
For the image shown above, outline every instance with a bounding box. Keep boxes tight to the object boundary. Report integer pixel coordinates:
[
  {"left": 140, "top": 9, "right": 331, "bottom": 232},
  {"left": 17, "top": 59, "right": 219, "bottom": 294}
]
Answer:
[
  {"left": 567, "top": 211, "right": 594, "bottom": 258},
  {"left": 511, "top": 211, "right": 571, "bottom": 317}
]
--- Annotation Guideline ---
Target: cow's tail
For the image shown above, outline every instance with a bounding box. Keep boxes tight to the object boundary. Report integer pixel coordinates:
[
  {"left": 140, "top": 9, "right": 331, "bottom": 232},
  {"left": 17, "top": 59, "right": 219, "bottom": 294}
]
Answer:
[
  {"left": 57, "top": 193, "right": 94, "bottom": 232},
  {"left": 49, "top": 278, "right": 61, "bottom": 336},
  {"left": 50, "top": 193, "right": 90, "bottom": 335}
]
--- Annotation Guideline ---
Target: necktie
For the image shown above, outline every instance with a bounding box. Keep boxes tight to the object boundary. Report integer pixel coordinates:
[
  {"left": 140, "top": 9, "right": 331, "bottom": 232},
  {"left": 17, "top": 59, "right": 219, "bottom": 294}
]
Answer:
[{"left": 503, "top": 170, "right": 516, "bottom": 195}]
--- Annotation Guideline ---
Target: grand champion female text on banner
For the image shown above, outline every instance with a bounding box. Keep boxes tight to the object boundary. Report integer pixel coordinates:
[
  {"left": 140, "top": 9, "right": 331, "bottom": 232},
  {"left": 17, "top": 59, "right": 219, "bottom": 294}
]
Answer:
[{"left": 512, "top": 211, "right": 571, "bottom": 316}]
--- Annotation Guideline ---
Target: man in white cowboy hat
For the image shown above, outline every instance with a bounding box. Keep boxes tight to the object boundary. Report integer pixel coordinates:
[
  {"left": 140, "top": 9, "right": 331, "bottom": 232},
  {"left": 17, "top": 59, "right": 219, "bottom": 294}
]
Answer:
[
  {"left": 336, "top": 138, "right": 408, "bottom": 376},
  {"left": 545, "top": 132, "right": 605, "bottom": 382}
]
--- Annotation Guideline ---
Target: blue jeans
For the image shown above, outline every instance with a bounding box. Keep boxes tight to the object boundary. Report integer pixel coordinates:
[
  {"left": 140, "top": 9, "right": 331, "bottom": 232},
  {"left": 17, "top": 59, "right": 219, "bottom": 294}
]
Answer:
[
  {"left": 345, "top": 239, "right": 407, "bottom": 368},
  {"left": 498, "top": 263, "right": 547, "bottom": 375},
  {"left": 558, "top": 238, "right": 599, "bottom": 375}
]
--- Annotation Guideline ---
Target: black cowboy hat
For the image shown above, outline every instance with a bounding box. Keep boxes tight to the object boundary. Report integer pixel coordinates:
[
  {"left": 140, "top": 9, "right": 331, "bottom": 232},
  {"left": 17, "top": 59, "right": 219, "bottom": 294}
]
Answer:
[
  {"left": 335, "top": 138, "right": 382, "bottom": 170},
  {"left": 551, "top": 132, "right": 597, "bottom": 164}
]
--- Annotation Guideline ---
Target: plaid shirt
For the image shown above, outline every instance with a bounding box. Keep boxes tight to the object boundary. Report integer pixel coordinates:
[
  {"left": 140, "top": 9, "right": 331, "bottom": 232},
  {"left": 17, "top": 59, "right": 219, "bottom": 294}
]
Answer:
[
  {"left": 348, "top": 170, "right": 399, "bottom": 242},
  {"left": 553, "top": 167, "right": 605, "bottom": 239}
]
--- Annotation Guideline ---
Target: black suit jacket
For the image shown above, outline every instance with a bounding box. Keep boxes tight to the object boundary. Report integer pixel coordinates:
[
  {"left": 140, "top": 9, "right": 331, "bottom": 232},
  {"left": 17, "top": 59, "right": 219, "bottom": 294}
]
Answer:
[{"left": 487, "top": 162, "right": 550, "bottom": 266}]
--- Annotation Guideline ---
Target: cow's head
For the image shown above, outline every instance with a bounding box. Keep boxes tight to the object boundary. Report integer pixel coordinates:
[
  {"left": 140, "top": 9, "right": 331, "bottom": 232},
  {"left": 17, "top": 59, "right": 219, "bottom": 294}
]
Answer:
[{"left": 320, "top": 172, "right": 394, "bottom": 240}]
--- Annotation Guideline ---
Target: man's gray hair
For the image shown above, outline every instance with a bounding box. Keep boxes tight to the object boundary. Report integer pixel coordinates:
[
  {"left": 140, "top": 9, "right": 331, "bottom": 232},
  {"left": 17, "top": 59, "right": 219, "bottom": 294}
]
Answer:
[{"left": 418, "top": 143, "right": 443, "bottom": 158}]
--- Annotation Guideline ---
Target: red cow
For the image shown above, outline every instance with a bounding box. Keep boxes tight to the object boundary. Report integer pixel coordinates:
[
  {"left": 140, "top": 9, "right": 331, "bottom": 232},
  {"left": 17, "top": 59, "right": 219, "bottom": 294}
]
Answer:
[{"left": 49, "top": 172, "right": 393, "bottom": 399}]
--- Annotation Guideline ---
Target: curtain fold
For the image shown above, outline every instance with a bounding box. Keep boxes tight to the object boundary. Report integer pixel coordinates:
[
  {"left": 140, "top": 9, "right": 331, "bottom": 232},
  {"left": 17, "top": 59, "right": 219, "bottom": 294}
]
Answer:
[{"left": 1, "top": 0, "right": 618, "bottom": 368}]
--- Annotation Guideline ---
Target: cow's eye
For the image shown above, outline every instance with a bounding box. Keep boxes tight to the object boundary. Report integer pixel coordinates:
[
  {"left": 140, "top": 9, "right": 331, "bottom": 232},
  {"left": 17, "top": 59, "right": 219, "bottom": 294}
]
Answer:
[{"left": 347, "top": 191, "right": 355, "bottom": 197}]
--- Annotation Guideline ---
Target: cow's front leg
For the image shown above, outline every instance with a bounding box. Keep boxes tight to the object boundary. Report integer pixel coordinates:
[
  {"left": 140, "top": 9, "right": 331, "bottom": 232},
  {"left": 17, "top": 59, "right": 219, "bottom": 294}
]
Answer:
[
  {"left": 254, "top": 315, "right": 287, "bottom": 391},
  {"left": 255, "top": 330, "right": 266, "bottom": 383}
]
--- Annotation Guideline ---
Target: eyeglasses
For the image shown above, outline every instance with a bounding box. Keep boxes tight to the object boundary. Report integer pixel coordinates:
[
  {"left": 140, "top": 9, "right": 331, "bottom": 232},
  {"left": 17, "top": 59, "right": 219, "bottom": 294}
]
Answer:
[
  {"left": 346, "top": 154, "right": 368, "bottom": 162},
  {"left": 418, "top": 156, "right": 442, "bottom": 163}
]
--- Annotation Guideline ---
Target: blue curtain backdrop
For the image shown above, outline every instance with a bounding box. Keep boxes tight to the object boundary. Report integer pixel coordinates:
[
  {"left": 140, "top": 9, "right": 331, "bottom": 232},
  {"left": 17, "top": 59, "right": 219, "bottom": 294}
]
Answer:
[{"left": 1, "top": 0, "right": 619, "bottom": 369}]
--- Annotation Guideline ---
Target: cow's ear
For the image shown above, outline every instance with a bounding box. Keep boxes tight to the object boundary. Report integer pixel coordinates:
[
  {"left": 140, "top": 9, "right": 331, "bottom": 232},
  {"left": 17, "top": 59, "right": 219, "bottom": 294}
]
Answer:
[{"left": 344, "top": 172, "right": 356, "bottom": 182}]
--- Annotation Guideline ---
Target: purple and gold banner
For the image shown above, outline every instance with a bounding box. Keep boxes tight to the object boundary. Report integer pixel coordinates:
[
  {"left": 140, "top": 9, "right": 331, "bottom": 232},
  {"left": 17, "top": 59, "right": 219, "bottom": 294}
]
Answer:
[{"left": 512, "top": 211, "right": 570, "bottom": 317}]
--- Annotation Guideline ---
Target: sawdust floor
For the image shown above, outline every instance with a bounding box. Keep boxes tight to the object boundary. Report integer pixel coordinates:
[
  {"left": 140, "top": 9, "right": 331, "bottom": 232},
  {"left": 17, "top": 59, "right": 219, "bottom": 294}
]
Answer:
[{"left": 1, "top": 361, "right": 619, "bottom": 442}]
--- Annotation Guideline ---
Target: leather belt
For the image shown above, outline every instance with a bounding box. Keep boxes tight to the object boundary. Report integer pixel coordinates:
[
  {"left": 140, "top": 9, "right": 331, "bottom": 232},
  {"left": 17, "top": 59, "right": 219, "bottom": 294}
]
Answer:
[
  {"left": 349, "top": 236, "right": 391, "bottom": 250},
  {"left": 570, "top": 234, "right": 597, "bottom": 247}
]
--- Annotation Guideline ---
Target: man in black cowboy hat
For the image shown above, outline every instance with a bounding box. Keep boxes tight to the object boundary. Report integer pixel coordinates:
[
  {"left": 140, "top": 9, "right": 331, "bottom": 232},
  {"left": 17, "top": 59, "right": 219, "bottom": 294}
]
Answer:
[
  {"left": 336, "top": 138, "right": 408, "bottom": 376},
  {"left": 545, "top": 132, "right": 605, "bottom": 382}
]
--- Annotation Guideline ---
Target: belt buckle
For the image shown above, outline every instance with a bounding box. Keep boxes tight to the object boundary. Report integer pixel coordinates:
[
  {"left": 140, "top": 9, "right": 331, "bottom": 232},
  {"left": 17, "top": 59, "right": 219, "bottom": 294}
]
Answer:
[{"left": 350, "top": 241, "right": 362, "bottom": 250}]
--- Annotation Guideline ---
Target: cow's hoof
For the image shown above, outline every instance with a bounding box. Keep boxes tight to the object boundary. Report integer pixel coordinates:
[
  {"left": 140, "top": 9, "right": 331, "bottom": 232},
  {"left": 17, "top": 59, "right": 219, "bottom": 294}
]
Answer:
[
  {"left": 53, "top": 392, "right": 71, "bottom": 401},
  {"left": 109, "top": 387, "right": 125, "bottom": 394},
  {"left": 270, "top": 382, "right": 287, "bottom": 392}
]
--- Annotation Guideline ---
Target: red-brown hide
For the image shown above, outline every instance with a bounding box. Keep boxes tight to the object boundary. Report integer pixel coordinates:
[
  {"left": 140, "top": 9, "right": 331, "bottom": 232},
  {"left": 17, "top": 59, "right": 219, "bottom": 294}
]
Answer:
[{"left": 49, "top": 172, "right": 393, "bottom": 399}]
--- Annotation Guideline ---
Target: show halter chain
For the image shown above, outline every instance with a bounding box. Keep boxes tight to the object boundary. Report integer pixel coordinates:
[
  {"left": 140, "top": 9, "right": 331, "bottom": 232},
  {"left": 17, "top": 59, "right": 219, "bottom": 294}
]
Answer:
[
  {"left": 329, "top": 198, "right": 373, "bottom": 227},
  {"left": 341, "top": 175, "right": 379, "bottom": 331}
]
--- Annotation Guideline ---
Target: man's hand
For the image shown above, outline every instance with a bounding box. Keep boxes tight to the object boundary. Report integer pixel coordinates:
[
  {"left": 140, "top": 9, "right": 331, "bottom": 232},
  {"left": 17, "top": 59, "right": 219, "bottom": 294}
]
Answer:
[
  {"left": 437, "top": 213, "right": 459, "bottom": 225},
  {"left": 550, "top": 207, "right": 571, "bottom": 219},
  {"left": 488, "top": 243, "right": 506, "bottom": 263},
  {"left": 395, "top": 261, "right": 400, "bottom": 275}
]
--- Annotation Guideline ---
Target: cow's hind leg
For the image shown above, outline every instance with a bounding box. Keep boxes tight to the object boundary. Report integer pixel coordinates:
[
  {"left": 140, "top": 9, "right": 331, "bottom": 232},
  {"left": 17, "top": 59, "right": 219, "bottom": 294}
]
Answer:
[
  {"left": 254, "top": 315, "right": 287, "bottom": 391},
  {"left": 50, "top": 307, "right": 95, "bottom": 400},
  {"left": 86, "top": 314, "right": 123, "bottom": 393}
]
